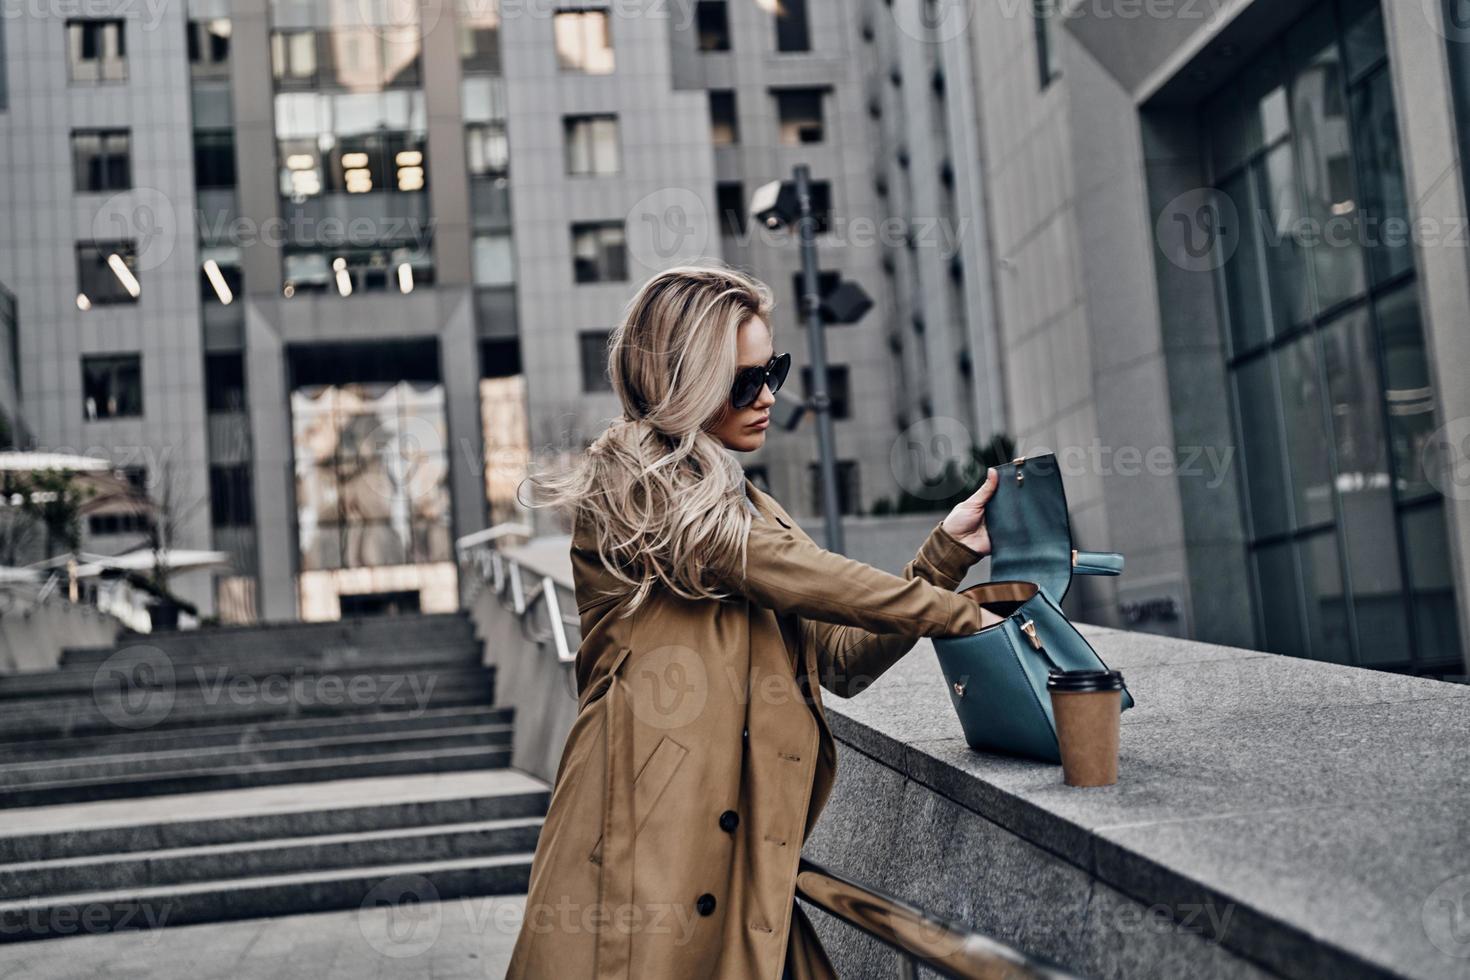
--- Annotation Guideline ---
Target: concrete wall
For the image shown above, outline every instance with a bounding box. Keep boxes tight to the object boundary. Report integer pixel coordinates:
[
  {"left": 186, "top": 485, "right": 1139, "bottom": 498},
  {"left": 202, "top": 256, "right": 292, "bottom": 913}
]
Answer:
[{"left": 0, "top": 600, "right": 121, "bottom": 674}]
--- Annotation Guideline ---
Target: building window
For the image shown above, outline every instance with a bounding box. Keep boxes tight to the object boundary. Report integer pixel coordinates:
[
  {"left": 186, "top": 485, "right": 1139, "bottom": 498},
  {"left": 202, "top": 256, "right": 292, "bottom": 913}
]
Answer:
[
  {"left": 1033, "top": 0, "right": 1056, "bottom": 89},
  {"left": 67, "top": 19, "right": 127, "bottom": 84},
  {"left": 717, "top": 182, "right": 745, "bottom": 237},
  {"left": 283, "top": 242, "right": 434, "bottom": 297},
  {"left": 553, "top": 9, "right": 614, "bottom": 73},
  {"left": 466, "top": 122, "right": 509, "bottom": 178},
  {"left": 187, "top": 18, "right": 231, "bottom": 80},
  {"left": 774, "top": 88, "right": 825, "bottom": 144},
  {"left": 696, "top": 1, "right": 731, "bottom": 51},
  {"left": 199, "top": 245, "right": 242, "bottom": 305},
  {"left": 291, "top": 379, "right": 452, "bottom": 572},
  {"left": 194, "top": 130, "right": 237, "bottom": 189},
  {"left": 457, "top": 0, "right": 502, "bottom": 73},
  {"left": 274, "top": 91, "right": 429, "bottom": 200},
  {"left": 775, "top": 0, "right": 811, "bottom": 52},
  {"left": 709, "top": 90, "right": 739, "bottom": 144},
  {"left": 269, "top": 30, "right": 420, "bottom": 91},
  {"left": 210, "top": 464, "right": 255, "bottom": 528},
  {"left": 578, "top": 330, "right": 613, "bottom": 392},
  {"left": 71, "top": 130, "right": 132, "bottom": 193},
  {"left": 808, "top": 460, "right": 859, "bottom": 517},
  {"left": 0, "top": 283, "right": 18, "bottom": 401},
  {"left": 801, "top": 364, "right": 850, "bottom": 420},
  {"left": 1208, "top": 0, "right": 1459, "bottom": 672},
  {"left": 205, "top": 352, "right": 246, "bottom": 413},
  {"left": 473, "top": 233, "right": 516, "bottom": 286},
  {"left": 76, "top": 241, "right": 140, "bottom": 306},
  {"left": 88, "top": 513, "right": 153, "bottom": 536},
  {"left": 82, "top": 354, "right": 143, "bottom": 421},
  {"left": 564, "top": 114, "right": 620, "bottom": 175},
  {"left": 570, "top": 222, "right": 627, "bottom": 283}
]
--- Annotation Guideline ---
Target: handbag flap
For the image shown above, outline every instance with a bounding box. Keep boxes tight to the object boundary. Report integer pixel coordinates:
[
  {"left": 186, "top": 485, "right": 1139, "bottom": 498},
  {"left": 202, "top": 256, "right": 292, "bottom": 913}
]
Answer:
[{"left": 987, "top": 452, "right": 1075, "bottom": 602}]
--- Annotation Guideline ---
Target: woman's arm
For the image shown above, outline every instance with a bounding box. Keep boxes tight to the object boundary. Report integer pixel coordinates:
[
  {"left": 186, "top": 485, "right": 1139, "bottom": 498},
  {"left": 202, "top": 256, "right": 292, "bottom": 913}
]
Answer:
[
  {"left": 727, "top": 514, "right": 990, "bottom": 655},
  {"left": 801, "top": 520, "right": 989, "bottom": 698}
]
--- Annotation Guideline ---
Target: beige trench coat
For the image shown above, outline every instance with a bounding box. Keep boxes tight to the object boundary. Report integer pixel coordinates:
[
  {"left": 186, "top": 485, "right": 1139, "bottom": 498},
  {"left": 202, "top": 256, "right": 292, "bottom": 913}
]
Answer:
[{"left": 505, "top": 478, "right": 989, "bottom": 979}]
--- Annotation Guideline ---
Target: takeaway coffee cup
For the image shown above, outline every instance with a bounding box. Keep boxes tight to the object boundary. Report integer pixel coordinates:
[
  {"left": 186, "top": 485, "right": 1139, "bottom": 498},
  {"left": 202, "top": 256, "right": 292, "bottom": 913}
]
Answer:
[{"left": 1046, "top": 669, "right": 1124, "bottom": 787}]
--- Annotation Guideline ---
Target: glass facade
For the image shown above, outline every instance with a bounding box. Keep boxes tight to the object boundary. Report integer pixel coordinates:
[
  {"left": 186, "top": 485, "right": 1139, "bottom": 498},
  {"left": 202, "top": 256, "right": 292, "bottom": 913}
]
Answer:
[
  {"left": 292, "top": 381, "right": 451, "bottom": 572},
  {"left": 1208, "top": 0, "right": 1461, "bottom": 672},
  {"left": 270, "top": 0, "right": 431, "bottom": 296}
]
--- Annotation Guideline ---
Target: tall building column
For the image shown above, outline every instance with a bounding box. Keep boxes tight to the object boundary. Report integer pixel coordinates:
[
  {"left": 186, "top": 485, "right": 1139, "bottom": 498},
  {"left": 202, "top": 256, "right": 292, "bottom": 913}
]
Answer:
[
  {"left": 1381, "top": 0, "right": 1470, "bottom": 674},
  {"left": 245, "top": 308, "right": 297, "bottom": 621}
]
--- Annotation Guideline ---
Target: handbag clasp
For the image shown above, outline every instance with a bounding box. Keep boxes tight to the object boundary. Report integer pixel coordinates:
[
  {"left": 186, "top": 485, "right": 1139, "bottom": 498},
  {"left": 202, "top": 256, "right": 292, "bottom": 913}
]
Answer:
[{"left": 1019, "top": 618, "right": 1042, "bottom": 650}]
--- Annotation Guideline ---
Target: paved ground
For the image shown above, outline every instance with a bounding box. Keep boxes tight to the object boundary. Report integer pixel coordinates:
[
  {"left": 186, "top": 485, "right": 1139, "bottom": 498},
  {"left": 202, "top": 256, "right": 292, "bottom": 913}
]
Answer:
[{"left": 0, "top": 894, "right": 529, "bottom": 980}]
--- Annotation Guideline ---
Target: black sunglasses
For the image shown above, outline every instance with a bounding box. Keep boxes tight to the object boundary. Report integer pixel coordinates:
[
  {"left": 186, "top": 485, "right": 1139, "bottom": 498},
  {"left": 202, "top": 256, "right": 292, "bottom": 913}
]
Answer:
[{"left": 730, "top": 352, "right": 791, "bottom": 409}]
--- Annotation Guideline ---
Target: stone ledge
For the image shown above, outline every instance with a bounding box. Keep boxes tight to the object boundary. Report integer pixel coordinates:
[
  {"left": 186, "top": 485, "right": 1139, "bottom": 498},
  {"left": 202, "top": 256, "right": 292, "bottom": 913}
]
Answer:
[{"left": 812, "top": 625, "right": 1470, "bottom": 979}]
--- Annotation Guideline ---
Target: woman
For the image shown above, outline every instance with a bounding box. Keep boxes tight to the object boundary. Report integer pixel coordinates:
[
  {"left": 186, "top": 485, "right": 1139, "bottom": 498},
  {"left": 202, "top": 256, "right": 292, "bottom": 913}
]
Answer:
[{"left": 506, "top": 263, "right": 1002, "bottom": 979}]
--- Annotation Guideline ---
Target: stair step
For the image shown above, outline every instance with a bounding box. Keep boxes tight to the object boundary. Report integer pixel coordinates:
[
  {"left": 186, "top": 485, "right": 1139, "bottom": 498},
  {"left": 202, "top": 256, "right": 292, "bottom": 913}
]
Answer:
[
  {"left": 0, "top": 851, "right": 533, "bottom": 943},
  {"left": 0, "top": 817, "right": 544, "bottom": 899},
  {"left": 0, "top": 746, "right": 513, "bottom": 809},
  {"left": 0, "top": 679, "right": 495, "bottom": 742},
  {"left": 0, "top": 770, "right": 551, "bottom": 862},
  {"left": 1, "top": 652, "right": 484, "bottom": 699},
  {"left": 0, "top": 724, "right": 514, "bottom": 788},
  {"left": 4, "top": 664, "right": 491, "bottom": 703},
  {"left": 0, "top": 704, "right": 515, "bottom": 759},
  {"left": 59, "top": 616, "right": 477, "bottom": 666}
]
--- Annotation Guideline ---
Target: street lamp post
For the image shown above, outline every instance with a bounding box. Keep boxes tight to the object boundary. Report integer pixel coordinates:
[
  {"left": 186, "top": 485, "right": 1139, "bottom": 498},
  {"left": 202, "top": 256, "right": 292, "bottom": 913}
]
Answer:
[
  {"left": 793, "top": 165, "right": 845, "bottom": 555},
  {"left": 751, "top": 168, "right": 872, "bottom": 555}
]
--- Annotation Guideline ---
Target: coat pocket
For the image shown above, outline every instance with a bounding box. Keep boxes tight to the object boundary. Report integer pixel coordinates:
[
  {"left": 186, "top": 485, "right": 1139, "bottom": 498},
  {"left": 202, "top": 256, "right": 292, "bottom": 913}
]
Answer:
[{"left": 587, "top": 734, "right": 689, "bottom": 865}]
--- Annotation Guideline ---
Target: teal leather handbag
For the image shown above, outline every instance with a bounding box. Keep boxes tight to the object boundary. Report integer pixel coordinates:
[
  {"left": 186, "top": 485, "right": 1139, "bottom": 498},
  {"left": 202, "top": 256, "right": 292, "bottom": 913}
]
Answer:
[{"left": 931, "top": 452, "right": 1134, "bottom": 763}]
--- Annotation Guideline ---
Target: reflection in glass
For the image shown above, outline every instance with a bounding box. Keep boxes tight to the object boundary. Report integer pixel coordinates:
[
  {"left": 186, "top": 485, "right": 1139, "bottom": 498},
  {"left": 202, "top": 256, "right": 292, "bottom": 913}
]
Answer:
[
  {"left": 1289, "top": 9, "right": 1366, "bottom": 313},
  {"left": 292, "top": 380, "right": 452, "bottom": 572},
  {"left": 1254, "top": 541, "right": 1304, "bottom": 660},
  {"left": 1234, "top": 356, "right": 1290, "bottom": 538},
  {"left": 1320, "top": 308, "right": 1409, "bottom": 666},
  {"left": 1374, "top": 286, "right": 1438, "bottom": 501},
  {"left": 1277, "top": 333, "right": 1334, "bottom": 528},
  {"left": 1403, "top": 503, "right": 1461, "bottom": 665},
  {"left": 1218, "top": 168, "right": 1268, "bottom": 355},
  {"left": 1301, "top": 531, "right": 1349, "bottom": 664}
]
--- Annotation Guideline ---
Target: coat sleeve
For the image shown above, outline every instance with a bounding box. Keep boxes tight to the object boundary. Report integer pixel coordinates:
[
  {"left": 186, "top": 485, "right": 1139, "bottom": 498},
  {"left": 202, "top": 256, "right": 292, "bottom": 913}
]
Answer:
[
  {"left": 798, "top": 520, "right": 984, "bottom": 698},
  {"left": 724, "top": 516, "right": 989, "bottom": 696}
]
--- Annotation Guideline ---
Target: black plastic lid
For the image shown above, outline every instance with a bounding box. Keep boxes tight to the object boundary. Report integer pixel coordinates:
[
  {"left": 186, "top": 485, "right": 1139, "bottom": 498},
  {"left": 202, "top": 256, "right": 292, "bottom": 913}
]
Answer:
[{"left": 1046, "top": 668, "right": 1124, "bottom": 693}]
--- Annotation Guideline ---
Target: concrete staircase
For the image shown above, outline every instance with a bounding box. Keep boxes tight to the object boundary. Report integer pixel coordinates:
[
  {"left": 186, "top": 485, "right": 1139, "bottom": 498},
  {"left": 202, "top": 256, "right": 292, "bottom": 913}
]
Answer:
[{"left": 0, "top": 613, "right": 550, "bottom": 944}]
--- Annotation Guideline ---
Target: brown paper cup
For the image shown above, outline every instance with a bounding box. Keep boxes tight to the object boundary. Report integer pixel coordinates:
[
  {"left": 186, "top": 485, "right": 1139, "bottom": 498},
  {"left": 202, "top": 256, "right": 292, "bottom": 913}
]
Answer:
[{"left": 1046, "top": 670, "right": 1123, "bottom": 787}]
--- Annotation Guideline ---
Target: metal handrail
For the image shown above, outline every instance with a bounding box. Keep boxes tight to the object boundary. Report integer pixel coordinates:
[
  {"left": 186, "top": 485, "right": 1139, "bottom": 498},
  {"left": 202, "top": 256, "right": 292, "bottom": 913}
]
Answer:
[
  {"left": 794, "top": 858, "right": 1081, "bottom": 980},
  {"left": 457, "top": 523, "right": 579, "bottom": 665}
]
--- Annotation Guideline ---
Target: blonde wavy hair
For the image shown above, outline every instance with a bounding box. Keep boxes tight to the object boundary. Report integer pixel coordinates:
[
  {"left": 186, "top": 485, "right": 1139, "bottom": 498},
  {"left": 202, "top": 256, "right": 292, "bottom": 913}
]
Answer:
[{"left": 525, "top": 262, "right": 777, "bottom": 616}]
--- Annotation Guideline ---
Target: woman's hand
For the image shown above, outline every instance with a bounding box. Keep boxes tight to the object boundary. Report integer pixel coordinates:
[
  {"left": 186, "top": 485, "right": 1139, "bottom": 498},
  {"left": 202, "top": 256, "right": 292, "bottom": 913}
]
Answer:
[{"left": 941, "top": 467, "right": 1000, "bottom": 557}]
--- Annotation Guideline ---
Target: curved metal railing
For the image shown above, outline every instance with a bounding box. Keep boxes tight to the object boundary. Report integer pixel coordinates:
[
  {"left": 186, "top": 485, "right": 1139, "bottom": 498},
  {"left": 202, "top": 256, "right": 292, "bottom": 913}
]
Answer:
[{"left": 457, "top": 523, "right": 579, "bottom": 664}]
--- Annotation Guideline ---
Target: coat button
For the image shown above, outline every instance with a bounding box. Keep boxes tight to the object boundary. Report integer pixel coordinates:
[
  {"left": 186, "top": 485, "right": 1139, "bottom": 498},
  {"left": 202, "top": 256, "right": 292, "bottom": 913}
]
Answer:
[
  {"left": 742, "top": 727, "right": 748, "bottom": 739},
  {"left": 696, "top": 893, "right": 716, "bottom": 916},
  {"left": 718, "top": 809, "right": 739, "bottom": 832}
]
